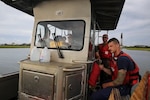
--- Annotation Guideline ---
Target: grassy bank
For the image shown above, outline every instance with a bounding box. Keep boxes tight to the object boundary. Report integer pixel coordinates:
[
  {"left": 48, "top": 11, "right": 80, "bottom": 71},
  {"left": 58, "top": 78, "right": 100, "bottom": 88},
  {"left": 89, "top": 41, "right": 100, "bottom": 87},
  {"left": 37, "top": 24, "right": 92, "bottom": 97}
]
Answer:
[
  {"left": 0, "top": 45, "right": 30, "bottom": 48},
  {"left": 124, "top": 47, "right": 150, "bottom": 51}
]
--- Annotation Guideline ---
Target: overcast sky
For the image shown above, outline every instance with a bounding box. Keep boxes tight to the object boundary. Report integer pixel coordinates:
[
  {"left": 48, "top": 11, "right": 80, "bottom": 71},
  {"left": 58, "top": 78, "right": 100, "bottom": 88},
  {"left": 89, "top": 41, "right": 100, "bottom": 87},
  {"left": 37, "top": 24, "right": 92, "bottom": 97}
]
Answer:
[{"left": 0, "top": 0, "right": 150, "bottom": 46}]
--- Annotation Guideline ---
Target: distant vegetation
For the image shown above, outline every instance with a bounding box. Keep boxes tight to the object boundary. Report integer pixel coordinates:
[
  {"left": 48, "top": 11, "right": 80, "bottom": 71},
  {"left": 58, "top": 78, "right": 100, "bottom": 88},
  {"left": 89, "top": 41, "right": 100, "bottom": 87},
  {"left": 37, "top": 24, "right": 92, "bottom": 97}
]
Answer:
[
  {"left": 0, "top": 43, "right": 30, "bottom": 48},
  {"left": 123, "top": 45, "right": 150, "bottom": 51},
  {"left": 0, "top": 43, "right": 150, "bottom": 52}
]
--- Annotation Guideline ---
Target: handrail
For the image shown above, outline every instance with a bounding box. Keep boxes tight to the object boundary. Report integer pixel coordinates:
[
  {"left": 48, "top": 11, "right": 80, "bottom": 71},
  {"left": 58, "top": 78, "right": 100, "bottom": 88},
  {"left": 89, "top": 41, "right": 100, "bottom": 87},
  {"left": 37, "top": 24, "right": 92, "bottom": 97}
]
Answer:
[{"left": 63, "top": 66, "right": 85, "bottom": 72}]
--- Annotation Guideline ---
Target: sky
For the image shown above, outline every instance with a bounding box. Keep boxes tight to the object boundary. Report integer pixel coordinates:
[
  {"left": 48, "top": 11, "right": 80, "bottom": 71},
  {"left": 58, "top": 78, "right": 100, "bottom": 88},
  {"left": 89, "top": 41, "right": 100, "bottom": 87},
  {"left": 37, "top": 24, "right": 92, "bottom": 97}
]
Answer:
[{"left": 0, "top": 0, "right": 150, "bottom": 46}]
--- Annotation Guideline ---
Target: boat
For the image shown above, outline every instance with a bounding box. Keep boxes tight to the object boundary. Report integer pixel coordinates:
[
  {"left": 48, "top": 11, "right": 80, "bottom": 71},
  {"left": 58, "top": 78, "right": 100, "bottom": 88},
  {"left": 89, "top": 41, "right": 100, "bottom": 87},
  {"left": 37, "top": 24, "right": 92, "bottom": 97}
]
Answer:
[{"left": 2, "top": 0, "right": 148, "bottom": 100}]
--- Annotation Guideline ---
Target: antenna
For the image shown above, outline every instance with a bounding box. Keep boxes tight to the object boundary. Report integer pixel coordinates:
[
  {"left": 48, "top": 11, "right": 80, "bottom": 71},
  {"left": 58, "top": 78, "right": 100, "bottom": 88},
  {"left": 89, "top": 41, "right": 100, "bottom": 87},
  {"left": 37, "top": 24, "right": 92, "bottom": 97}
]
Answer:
[{"left": 121, "top": 33, "right": 123, "bottom": 46}]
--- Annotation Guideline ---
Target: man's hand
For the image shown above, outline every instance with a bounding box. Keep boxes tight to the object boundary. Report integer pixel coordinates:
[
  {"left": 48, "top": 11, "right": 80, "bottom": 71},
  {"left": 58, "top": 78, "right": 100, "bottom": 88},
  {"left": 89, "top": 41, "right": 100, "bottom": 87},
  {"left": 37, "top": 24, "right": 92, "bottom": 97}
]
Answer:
[
  {"left": 102, "top": 82, "right": 114, "bottom": 88},
  {"left": 99, "top": 64, "right": 104, "bottom": 70},
  {"left": 89, "top": 85, "right": 97, "bottom": 92},
  {"left": 99, "top": 64, "right": 112, "bottom": 75},
  {"left": 96, "top": 59, "right": 102, "bottom": 65}
]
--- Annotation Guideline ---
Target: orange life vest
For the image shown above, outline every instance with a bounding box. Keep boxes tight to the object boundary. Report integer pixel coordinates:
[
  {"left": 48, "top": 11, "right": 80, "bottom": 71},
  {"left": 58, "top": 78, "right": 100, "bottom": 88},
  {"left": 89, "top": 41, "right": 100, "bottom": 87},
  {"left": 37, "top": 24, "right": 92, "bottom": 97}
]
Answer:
[
  {"left": 110, "top": 52, "right": 140, "bottom": 86},
  {"left": 98, "top": 43, "right": 112, "bottom": 59}
]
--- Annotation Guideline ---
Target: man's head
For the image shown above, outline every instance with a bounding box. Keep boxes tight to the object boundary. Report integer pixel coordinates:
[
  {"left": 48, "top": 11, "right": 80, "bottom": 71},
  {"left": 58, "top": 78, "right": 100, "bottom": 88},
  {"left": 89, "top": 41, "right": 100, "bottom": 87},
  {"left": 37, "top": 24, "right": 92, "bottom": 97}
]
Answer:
[
  {"left": 102, "top": 34, "right": 108, "bottom": 43},
  {"left": 108, "top": 38, "right": 120, "bottom": 54}
]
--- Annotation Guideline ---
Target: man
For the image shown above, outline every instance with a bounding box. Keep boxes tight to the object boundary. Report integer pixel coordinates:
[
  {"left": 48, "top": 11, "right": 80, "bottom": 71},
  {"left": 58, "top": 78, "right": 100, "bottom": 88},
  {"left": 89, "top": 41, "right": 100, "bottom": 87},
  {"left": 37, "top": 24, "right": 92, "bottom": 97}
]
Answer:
[
  {"left": 95, "top": 34, "right": 112, "bottom": 85},
  {"left": 90, "top": 38, "right": 140, "bottom": 100},
  {"left": 88, "top": 34, "right": 112, "bottom": 87}
]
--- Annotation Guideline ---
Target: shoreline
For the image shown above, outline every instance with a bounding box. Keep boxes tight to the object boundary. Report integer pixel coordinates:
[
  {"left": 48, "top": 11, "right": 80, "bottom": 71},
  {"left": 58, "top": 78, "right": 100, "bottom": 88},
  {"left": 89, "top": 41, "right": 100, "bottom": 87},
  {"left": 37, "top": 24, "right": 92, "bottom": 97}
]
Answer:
[
  {"left": 124, "top": 47, "right": 150, "bottom": 52},
  {"left": 0, "top": 45, "right": 150, "bottom": 52},
  {"left": 0, "top": 45, "right": 30, "bottom": 48}
]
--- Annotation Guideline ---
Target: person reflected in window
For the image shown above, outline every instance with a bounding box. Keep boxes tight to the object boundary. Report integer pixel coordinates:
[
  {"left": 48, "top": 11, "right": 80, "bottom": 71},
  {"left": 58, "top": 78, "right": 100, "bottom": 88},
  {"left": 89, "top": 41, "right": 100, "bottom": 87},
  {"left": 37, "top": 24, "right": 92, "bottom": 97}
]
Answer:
[{"left": 36, "top": 33, "right": 46, "bottom": 47}]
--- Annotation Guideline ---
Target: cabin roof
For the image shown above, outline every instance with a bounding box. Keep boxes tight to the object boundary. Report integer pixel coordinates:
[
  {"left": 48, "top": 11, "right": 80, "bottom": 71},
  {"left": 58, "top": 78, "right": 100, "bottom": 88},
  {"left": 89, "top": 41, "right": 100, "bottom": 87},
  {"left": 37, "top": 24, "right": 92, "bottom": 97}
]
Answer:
[{"left": 1, "top": 0, "right": 125, "bottom": 30}]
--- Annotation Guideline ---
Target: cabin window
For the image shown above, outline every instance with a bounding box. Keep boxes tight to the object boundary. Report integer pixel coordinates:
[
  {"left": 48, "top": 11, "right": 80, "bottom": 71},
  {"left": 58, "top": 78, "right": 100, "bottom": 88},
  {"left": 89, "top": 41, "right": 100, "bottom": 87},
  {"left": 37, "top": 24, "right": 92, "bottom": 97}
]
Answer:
[{"left": 34, "top": 20, "right": 85, "bottom": 51}]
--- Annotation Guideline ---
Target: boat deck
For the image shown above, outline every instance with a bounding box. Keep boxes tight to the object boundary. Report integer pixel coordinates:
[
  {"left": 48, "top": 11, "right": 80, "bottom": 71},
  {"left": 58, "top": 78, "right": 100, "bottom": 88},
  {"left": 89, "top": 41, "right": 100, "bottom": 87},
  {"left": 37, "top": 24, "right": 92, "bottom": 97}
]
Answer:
[{"left": 0, "top": 73, "right": 19, "bottom": 100}]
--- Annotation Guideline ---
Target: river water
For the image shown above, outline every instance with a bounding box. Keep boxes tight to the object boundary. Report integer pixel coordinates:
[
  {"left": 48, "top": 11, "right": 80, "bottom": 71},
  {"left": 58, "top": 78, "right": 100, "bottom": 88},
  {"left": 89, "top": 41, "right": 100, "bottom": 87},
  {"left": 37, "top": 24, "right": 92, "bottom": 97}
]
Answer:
[
  {"left": 123, "top": 49, "right": 150, "bottom": 76},
  {"left": 0, "top": 48, "right": 29, "bottom": 75},
  {"left": 0, "top": 48, "right": 149, "bottom": 76}
]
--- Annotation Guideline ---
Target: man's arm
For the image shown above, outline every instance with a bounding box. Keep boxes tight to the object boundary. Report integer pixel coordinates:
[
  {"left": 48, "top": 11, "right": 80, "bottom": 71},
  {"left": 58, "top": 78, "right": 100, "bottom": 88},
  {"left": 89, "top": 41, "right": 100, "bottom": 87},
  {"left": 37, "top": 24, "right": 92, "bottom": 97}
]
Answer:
[
  {"left": 113, "top": 69, "right": 126, "bottom": 85},
  {"left": 99, "top": 64, "right": 112, "bottom": 75},
  {"left": 102, "top": 69, "right": 127, "bottom": 88}
]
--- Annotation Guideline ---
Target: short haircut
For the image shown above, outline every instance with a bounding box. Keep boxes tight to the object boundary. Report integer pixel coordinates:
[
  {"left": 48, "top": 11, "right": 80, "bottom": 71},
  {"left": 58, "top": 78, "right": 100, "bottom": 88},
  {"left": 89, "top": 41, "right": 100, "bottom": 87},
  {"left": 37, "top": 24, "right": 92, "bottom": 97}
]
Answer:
[
  {"left": 103, "top": 34, "right": 108, "bottom": 37},
  {"left": 108, "top": 38, "right": 120, "bottom": 44}
]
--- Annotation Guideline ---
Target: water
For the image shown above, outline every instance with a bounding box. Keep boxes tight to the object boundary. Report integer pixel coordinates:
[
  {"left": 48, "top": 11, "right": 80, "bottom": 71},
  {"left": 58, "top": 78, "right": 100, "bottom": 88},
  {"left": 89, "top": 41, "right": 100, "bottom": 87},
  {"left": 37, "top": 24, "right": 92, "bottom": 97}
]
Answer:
[
  {"left": 122, "top": 49, "right": 150, "bottom": 92},
  {"left": 0, "top": 48, "right": 29, "bottom": 75},
  {"left": 0, "top": 48, "right": 149, "bottom": 76},
  {"left": 123, "top": 49, "right": 150, "bottom": 76}
]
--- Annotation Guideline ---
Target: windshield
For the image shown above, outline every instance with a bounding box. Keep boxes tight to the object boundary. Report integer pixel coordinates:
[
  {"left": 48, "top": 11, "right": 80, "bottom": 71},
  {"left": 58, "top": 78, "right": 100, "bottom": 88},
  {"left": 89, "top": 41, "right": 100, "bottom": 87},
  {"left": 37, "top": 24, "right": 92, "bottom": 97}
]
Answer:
[{"left": 34, "top": 20, "right": 85, "bottom": 51}]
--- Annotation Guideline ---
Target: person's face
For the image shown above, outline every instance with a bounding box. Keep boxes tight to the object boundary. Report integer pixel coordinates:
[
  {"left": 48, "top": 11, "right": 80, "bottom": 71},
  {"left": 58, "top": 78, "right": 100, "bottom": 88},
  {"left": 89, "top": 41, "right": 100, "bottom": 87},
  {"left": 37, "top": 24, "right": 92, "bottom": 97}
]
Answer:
[
  {"left": 108, "top": 41, "right": 118, "bottom": 53},
  {"left": 102, "top": 36, "right": 108, "bottom": 42}
]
